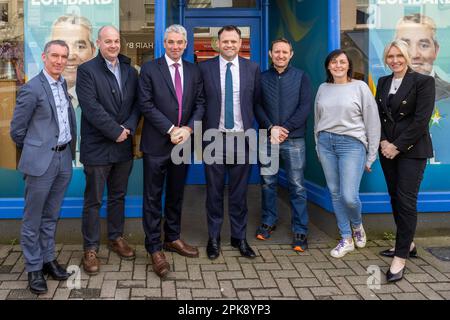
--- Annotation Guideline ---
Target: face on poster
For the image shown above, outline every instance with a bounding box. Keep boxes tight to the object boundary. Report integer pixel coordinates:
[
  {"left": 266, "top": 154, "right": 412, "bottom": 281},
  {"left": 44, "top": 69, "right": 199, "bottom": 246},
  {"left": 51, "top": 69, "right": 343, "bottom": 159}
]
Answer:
[
  {"left": 369, "top": 1, "right": 450, "bottom": 164},
  {"left": 24, "top": 0, "right": 119, "bottom": 167},
  {"left": 25, "top": 1, "right": 119, "bottom": 84}
]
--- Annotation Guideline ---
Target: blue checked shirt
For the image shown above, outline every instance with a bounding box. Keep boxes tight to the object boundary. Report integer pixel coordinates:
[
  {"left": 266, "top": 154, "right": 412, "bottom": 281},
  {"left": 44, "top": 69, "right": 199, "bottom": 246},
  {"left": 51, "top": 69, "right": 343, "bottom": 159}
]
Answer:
[{"left": 43, "top": 69, "right": 72, "bottom": 146}]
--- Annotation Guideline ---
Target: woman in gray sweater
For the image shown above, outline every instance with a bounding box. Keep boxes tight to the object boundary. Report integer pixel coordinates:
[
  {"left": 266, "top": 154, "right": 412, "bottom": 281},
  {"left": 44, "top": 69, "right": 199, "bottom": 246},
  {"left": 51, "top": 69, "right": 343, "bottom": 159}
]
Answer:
[{"left": 314, "top": 50, "right": 381, "bottom": 258}]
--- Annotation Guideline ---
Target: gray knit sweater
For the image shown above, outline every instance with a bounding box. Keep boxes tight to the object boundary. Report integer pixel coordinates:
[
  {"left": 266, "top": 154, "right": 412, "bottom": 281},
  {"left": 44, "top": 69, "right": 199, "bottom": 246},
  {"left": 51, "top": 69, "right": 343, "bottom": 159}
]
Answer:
[{"left": 314, "top": 80, "right": 381, "bottom": 167}]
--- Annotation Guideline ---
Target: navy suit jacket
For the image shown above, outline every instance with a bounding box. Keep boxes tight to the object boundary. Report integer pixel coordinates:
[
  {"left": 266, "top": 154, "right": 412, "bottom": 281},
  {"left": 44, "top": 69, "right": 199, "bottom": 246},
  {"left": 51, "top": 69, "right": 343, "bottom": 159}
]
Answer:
[
  {"left": 138, "top": 57, "right": 205, "bottom": 156},
  {"left": 10, "top": 71, "right": 77, "bottom": 176},
  {"left": 198, "top": 56, "right": 261, "bottom": 131},
  {"left": 76, "top": 53, "right": 140, "bottom": 165}
]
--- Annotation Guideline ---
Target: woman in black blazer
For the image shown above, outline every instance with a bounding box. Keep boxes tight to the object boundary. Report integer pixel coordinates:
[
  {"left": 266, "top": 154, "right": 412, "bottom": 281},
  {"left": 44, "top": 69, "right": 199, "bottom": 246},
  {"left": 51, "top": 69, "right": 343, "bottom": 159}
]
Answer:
[{"left": 376, "top": 40, "right": 435, "bottom": 282}]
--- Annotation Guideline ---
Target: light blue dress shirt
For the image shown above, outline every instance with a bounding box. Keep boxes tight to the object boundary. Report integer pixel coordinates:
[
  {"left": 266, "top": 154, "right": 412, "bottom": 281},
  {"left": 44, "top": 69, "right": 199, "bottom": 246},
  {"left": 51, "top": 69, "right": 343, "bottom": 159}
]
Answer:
[
  {"left": 105, "top": 58, "right": 122, "bottom": 94},
  {"left": 43, "top": 69, "right": 72, "bottom": 146}
]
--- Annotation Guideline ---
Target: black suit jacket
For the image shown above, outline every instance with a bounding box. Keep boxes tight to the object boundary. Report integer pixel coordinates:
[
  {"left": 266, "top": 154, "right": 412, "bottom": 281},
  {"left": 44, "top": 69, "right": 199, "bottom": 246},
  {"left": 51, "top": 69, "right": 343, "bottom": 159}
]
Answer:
[
  {"left": 138, "top": 57, "right": 205, "bottom": 156},
  {"left": 376, "top": 69, "right": 435, "bottom": 158},
  {"left": 198, "top": 56, "right": 261, "bottom": 131},
  {"left": 76, "top": 53, "right": 140, "bottom": 166}
]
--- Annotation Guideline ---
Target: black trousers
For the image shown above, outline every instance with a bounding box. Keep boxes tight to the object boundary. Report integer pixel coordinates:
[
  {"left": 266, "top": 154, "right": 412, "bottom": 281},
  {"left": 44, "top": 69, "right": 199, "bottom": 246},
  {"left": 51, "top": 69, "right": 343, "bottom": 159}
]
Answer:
[
  {"left": 142, "top": 153, "right": 187, "bottom": 254},
  {"left": 204, "top": 133, "right": 251, "bottom": 240},
  {"left": 81, "top": 160, "right": 133, "bottom": 250},
  {"left": 379, "top": 155, "right": 427, "bottom": 259}
]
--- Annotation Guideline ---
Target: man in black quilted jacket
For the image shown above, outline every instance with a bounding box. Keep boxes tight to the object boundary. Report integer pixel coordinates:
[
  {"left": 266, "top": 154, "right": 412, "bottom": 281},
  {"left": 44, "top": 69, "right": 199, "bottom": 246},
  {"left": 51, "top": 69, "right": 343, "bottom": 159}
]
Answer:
[{"left": 255, "top": 38, "right": 312, "bottom": 252}]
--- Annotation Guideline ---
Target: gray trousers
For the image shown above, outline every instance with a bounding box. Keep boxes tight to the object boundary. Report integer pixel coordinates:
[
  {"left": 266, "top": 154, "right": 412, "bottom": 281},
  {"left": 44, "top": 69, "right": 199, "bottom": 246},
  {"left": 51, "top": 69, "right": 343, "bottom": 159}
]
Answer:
[
  {"left": 81, "top": 160, "right": 133, "bottom": 251},
  {"left": 21, "top": 147, "right": 72, "bottom": 272}
]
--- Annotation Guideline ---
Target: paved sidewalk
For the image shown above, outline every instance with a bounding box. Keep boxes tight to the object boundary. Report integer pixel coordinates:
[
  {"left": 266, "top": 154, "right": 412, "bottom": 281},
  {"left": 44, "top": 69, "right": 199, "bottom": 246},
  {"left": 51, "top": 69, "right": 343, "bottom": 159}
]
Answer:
[{"left": 1, "top": 237, "right": 450, "bottom": 300}]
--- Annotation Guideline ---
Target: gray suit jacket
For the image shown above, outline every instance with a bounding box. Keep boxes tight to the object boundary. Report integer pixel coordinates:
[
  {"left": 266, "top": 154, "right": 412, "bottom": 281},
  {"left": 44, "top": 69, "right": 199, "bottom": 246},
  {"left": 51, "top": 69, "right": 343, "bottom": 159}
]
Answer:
[{"left": 10, "top": 71, "right": 77, "bottom": 176}]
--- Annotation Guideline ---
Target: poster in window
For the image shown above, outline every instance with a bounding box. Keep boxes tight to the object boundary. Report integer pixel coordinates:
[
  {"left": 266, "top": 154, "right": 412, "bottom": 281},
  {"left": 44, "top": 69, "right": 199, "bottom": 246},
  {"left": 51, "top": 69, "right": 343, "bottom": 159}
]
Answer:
[{"left": 369, "top": 1, "right": 450, "bottom": 164}]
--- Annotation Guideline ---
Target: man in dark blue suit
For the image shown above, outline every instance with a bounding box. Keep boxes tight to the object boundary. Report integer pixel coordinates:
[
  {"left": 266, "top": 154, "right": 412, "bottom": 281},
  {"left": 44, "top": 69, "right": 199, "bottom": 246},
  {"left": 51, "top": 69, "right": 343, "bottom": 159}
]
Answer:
[
  {"left": 139, "top": 24, "right": 205, "bottom": 278},
  {"left": 199, "top": 25, "right": 261, "bottom": 260},
  {"left": 76, "top": 26, "right": 140, "bottom": 275},
  {"left": 10, "top": 40, "right": 76, "bottom": 294}
]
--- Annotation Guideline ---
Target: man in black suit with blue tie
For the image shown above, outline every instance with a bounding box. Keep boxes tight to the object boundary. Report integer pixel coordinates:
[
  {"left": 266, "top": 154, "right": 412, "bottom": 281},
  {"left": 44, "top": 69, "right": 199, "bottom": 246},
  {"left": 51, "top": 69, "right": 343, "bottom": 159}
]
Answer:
[
  {"left": 199, "top": 25, "right": 261, "bottom": 260},
  {"left": 138, "top": 24, "right": 205, "bottom": 278}
]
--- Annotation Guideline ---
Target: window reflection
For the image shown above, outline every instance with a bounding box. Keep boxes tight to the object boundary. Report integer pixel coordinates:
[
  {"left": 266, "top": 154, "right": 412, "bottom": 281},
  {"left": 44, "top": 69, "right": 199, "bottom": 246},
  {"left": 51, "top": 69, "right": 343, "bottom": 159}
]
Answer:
[
  {"left": 0, "top": 0, "right": 24, "bottom": 169},
  {"left": 119, "top": 0, "right": 155, "bottom": 159},
  {"left": 0, "top": 0, "right": 24, "bottom": 84}
]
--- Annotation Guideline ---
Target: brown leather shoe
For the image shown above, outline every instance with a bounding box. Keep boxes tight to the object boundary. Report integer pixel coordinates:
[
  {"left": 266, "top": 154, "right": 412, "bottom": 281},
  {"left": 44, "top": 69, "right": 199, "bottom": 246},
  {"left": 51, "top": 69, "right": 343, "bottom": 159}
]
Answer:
[
  {"left": 83, "top": 250, "right": 100, "bottom": 275},
  {"left": 163, "top": 239, "right": 199, "bottom": 258},
  {"left": 151, "top": 251, "right": 170, "bottom": 278},
  {"left": 108, "top": 237, "right": 136, "bottom": 260}
]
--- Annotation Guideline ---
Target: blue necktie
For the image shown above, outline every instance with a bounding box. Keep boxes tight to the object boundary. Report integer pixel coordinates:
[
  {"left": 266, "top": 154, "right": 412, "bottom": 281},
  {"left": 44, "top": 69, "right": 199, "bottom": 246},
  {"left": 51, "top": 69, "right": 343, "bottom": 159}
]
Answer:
[{"left": 225, "top": 62, "right": 234, "bottom": 129}]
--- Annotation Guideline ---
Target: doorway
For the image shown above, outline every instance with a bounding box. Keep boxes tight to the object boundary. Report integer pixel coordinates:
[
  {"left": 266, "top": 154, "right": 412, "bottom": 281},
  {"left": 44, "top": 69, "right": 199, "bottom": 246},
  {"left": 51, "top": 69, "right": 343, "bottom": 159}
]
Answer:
[
  {"left": 180, "top": 2, "right": 265, "bottom": 184},
  {"left": 184, "top": 17, "right": 261, "bottom": 64}
]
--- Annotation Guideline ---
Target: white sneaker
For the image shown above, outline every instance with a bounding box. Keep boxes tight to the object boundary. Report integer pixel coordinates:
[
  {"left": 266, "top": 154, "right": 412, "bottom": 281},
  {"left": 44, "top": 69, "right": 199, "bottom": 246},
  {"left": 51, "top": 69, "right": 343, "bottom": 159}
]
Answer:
[
  {"left": 352, "top": 225, "right": 367, "bottom": 248},
  {"left": 330, "top": 238, "right": 355, "bottom": 258}
]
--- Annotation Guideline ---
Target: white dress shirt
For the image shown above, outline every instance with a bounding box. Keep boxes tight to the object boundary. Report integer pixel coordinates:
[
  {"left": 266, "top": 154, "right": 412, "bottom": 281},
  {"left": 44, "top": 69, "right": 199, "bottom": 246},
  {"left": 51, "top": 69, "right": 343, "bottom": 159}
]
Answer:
[
  {"left": 219, "top": 55, "right": 243, "bottom": 132},
  {"left": 165, "top": 54, "right": 184, "bottom": 91}
]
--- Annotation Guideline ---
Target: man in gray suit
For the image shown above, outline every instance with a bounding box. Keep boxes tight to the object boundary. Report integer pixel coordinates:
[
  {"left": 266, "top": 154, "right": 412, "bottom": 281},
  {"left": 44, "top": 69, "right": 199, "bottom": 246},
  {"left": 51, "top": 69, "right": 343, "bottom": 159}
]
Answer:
[{"left": 10, "top": 40, "right": 76, "bottom": 295}]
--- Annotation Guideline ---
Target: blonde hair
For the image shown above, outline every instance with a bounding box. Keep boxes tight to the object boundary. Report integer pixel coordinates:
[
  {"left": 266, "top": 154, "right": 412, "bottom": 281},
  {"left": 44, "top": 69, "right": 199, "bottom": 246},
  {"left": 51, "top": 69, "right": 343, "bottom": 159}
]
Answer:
[{"left": 383, "top": 40, "right": 412, "bottom": 68}]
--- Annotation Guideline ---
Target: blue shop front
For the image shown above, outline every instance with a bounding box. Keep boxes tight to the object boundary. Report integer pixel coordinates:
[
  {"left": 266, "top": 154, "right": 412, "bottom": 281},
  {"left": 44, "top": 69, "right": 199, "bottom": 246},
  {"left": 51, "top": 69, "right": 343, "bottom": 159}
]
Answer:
[{"left": 1, "top": 0, "right": 449, "bottom": 219}]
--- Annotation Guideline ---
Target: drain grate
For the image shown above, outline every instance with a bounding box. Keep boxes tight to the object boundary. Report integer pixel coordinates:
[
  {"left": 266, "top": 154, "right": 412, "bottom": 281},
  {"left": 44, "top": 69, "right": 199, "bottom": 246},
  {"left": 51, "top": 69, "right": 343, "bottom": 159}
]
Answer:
[{"left": 426, "top": 247, "right": 450, "bottom": 262}]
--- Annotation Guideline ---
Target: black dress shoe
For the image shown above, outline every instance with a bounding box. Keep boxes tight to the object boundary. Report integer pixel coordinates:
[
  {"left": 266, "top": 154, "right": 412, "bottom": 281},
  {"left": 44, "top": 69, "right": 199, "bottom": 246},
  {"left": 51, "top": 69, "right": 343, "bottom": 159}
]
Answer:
[
  {"left": 28, "top": 271, "right": 48, "bottom": 295},
  {"left": 231, "top": 238, "right": 256, "bottom": 259},
  {"left": 386, "top": 266, "right": 405, "bottom": 283},
  {"left": 43, "top": 260, "right": 71, "bottom": 281},
  {"left": 380, "top": 246, "right": 418, "bottom": 258},
  {"left": 207, "top": 238, "right": 221, "bottom": 260}
]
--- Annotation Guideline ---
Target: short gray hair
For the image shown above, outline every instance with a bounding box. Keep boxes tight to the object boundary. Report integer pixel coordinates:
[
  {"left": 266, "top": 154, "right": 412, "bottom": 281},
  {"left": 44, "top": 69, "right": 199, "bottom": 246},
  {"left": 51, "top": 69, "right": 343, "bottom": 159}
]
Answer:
[
  {"left": 98, "top": 25, "right": 120, "bottom": 40},
  {"left": 164, "top": 24, "right": 187, "bottom": 42},
  {"left": 44, "top": 40, "right": 69, "bottom": 56}
]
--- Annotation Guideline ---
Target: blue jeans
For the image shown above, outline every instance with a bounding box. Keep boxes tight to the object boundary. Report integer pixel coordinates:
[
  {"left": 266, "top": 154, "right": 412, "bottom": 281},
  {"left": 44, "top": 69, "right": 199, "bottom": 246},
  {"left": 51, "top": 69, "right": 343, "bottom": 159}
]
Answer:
[
  {"left": 260, "top": 138, "right": 308, "bottom": 235},
  {"left": 317, "top": 132, "right": 366, "bottom": 239}
]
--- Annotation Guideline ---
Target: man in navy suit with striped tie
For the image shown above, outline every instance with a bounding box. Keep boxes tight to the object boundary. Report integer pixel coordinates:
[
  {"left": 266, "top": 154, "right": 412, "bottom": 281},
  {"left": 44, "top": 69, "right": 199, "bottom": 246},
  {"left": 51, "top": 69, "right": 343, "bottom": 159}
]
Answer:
[
  {"left": 138, "top": 24, "right": 205, "bottom": 278},
  {"left": 199, "top": 25, "right": 261, "bottom": 260}
]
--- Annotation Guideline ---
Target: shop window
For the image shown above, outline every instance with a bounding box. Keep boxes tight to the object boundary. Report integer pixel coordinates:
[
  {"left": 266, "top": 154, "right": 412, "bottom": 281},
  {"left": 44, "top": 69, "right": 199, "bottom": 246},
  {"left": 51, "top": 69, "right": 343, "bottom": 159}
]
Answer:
[
  {"left": 340, "top": 0, "right": 370, "bottom": 81},
  {"left": 0, "top": 0, "right": 24, "bottom": 83},
  {"left": 0, "top": 1, "right": 154, "bottom": 170},
  {"left": 356, "top": 0, "right": 372, "bottom": 27},
  {"left": 120, "top": 0, "right": 155, "bottom": 68},
  {"left": 119, "top": 0, "right": 155, "bottom": 159},
  {"left": 193, "top": 26, "right": 250, "bottom": 62},
  {"left": 404, "top": 6, "right": 421, "bottom": 16},
  {"left": 0, "top": 0, "right": 24, "bottom": 170}
]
